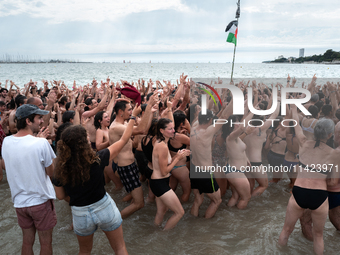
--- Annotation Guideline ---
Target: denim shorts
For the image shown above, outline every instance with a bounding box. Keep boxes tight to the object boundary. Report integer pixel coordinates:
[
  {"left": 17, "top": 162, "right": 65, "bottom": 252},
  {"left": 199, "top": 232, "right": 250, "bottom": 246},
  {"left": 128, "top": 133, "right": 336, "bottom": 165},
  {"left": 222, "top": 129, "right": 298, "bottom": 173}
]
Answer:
[{"left": 71, "top": 193, "right": 122, "bottom": 236}]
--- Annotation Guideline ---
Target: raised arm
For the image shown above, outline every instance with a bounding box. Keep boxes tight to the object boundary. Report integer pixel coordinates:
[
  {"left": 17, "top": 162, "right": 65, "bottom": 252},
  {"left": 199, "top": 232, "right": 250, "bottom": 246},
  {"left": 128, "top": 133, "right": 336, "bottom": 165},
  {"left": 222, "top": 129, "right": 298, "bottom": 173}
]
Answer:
[
  {"left": 328, "top": 82, "right": 338, "bottom": 118},
  {"left": 132, "top": 94, "right": 158, "bottom": 135},
  {"left": 82, "top": 89, "right": 109, "bottom": 119},
  {"left": 262, "top": 101, "right": 281, "bottom": 131},
  {"left": 176, "top": 80, "right": 190, "bottom": 112},
  {"left": 107, "top": 105, "right": 141, "bottom": 160},
  {"left": 291, "top": 104, "right": 307, "bottom": 146}
]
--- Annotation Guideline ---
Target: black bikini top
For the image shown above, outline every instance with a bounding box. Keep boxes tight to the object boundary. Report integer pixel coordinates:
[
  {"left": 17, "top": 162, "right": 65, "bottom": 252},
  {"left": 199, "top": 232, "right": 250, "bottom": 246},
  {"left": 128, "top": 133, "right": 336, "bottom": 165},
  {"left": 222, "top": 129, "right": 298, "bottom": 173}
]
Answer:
[
  {"left": 168, "top": 139, "right": 186, "bottom": 152},
  {"left": 299, "top": 161, "right": 329, "bottom": 175},
  {"left": 272, "top": 129, "right": 286, "bottom": 145},
  {"left": 142, "top": 136, "right": 154, "bottom": 163}
]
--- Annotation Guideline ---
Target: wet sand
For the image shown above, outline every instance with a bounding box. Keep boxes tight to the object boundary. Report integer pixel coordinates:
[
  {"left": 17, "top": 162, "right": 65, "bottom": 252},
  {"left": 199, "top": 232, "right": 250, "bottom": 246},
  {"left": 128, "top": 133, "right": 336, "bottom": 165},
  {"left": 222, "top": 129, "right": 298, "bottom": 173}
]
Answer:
[{"left": 0, "top": 170, "right": 339, "bottom": 254}]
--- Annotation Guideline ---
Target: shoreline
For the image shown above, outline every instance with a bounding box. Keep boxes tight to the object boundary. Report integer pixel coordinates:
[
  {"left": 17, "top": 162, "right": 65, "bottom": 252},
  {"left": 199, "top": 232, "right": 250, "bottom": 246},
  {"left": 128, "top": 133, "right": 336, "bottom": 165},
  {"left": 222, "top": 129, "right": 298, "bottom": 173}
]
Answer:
[{"left": 0, "top": 62, "right": 93, "bottom": 64}]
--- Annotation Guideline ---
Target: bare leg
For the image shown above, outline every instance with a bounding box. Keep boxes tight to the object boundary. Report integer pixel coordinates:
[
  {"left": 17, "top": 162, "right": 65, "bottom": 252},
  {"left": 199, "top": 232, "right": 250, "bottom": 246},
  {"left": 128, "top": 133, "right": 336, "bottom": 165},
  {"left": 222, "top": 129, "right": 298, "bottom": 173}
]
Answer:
[
  {"left": 251, "top": 167, "right": 268, "bottom": 197},
  {"left": 227, "top": 173, "right": 251, "bottom": 209},
  {"left": 169, "top": 175, "right": 178, "bottom": 192},
  {"left": 205, "top": 190, "right": 222, "bottom": 218},
  {"left": 76, "top": 233, "right": 94, "bottom": 255},
  {"left": 122, "top": 194, "right": 132, "bottom": 202},
  {"left": 190, "top": 189, "right": 204, "bottom": 217},
  {"left": 37, "top": 228, "right": 53, "bottom": 255},
  {"left": 103, "top": 225, "right": 128, "bottom": 255},
  {"left": 214, "top": 171, "right": 228, "bottom": 198},
  {"left": 248, "top": 178, "right": 255, "bottom": 193},
  {"left": 154, "top": 197, "right": 167, "bottom": 226},
  {"left": 21, "top": 227, "right": 36, "bottom": 255},
  {"left": 158, "top": 190, "right": 184, "bottom": 230},
  {"left": 278, "top": 195, "right": 304, "bottom": 246},
  {"left": 329, "top": 206, "right": 340, "bottom": 230},
  {"left": 227, "top": 183, "right": 239, "bottom": 207},
  {"left": 299, "top": 209, "right": 313, "bottom": 241},
  {"left": 120, "top": 186, "right": 144, "bottom": 219},
  {"left": 146, "top": 181, "right": 155, "bottom": 203},
  {"left": 171, "top": 167, "right": 191, "bottom": 202},
  {"left": 311, "top": 199, "right": 328, "bottom": 255}
]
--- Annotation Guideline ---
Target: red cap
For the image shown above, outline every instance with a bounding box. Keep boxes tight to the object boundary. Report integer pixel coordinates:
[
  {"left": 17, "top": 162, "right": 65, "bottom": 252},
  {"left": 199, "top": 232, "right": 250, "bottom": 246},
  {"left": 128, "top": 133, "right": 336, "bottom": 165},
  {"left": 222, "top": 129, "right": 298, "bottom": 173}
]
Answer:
[{"left": 116, "top": 84, "right": 141, "bottom": 105}]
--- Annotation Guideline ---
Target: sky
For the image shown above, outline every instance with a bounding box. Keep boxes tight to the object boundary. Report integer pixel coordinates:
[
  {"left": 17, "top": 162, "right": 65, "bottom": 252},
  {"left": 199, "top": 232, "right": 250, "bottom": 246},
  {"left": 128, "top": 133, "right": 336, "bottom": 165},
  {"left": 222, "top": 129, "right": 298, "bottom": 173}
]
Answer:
[{"left": 0, "top": 0, "right": 339, "bottom": 63}]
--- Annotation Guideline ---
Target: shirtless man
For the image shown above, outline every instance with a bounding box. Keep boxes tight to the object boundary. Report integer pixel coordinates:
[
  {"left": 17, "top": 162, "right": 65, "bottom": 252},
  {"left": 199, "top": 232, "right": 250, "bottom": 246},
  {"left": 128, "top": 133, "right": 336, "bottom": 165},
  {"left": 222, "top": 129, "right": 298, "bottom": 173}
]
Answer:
[
  {"left": 300, "top": 122, "right": 340, "bottom": 240},
  {"left": 83, "top": 91, "right": 109, "bottom": 149},
  {"left": 243, "top": 102, "right": 280, "bottom": 196},
  {"left": 109, "top": 95, "right": 157, "bottom": 218},
  {"left": 190, "top": 100, "right": 233, "bottom": 218},
  {"left": 9, "top": 95, "right": 27, "bottom": 134}
]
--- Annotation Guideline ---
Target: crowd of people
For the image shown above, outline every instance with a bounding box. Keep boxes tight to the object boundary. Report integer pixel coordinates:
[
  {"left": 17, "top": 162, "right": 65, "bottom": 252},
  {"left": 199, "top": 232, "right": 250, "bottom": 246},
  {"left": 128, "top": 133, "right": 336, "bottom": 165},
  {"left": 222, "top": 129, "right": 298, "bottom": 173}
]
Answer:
[{"left": 0, "top": 74, "right": 339, "bottom": 255}]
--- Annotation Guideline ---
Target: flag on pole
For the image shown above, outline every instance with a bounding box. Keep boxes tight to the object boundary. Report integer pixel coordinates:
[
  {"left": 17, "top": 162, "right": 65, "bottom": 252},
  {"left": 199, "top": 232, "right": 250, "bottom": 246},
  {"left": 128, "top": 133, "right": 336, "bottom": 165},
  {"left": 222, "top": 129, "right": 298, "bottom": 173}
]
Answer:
[
  {"left": 236, "top": 0, "right": 240, "bottom": 18},
  {"left": 225, "top": 20, "right": 238, "bottom": 45}
]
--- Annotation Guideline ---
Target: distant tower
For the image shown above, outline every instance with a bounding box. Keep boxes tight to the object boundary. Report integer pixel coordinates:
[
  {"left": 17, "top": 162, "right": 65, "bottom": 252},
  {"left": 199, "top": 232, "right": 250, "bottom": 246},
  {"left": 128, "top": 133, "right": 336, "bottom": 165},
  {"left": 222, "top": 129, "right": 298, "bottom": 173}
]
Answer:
[{"left": 299, "top": 48, "right": 305, "bottom": 58}]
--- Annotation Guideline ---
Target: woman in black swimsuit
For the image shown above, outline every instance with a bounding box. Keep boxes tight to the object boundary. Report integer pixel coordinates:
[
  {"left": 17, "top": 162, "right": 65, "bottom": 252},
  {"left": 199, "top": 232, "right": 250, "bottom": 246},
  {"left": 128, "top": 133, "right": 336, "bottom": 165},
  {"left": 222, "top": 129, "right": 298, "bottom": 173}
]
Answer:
[
  {"left": 168, "top": 111, "right": 191, "bottom": 202},
  {"left": 265, "top": 116, "right": 286, "bottom": 183},
  {"left": 151, "top": 118, "right": 190, "bottom": 230},
  {"left": 141, "top": 119, "right": 158, "bottom": 203},
  {"left": 279, "top": 105, "right": 339, "bottom": 255}
]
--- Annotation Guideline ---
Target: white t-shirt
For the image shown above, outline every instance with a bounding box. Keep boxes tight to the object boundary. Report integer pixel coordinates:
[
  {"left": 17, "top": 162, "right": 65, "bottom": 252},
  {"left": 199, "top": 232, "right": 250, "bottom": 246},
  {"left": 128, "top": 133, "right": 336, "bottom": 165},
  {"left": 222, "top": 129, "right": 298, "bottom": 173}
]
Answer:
[{"left": 2, "top": 135, "right": 56, "bottom": 208}]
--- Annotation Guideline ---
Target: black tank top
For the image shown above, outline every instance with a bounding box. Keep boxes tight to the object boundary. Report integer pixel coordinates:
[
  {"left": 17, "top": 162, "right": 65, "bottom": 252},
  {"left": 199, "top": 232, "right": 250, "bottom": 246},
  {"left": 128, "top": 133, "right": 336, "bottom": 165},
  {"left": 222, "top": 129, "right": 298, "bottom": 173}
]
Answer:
[{"left": 142, "top": 136, "right": 154, "bottom": 163}]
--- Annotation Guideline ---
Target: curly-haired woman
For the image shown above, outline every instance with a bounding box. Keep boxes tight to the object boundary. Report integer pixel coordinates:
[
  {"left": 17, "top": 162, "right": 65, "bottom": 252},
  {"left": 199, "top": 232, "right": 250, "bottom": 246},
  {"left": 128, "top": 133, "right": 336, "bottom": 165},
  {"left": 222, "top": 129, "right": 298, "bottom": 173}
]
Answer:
[{"left": 53, "top": 105, "right": 141, "bottom": 255}]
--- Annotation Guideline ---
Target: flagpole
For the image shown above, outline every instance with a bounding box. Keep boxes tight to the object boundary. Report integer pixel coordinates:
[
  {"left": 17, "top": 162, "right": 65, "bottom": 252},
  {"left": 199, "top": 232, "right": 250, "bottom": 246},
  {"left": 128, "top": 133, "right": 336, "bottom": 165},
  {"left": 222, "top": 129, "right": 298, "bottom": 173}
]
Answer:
[
  {"left": 230, "top": 0, "right": 240, "bottom": 83},
  {"left": 230, "top": 17, "right": 239, "bottom": 83}
]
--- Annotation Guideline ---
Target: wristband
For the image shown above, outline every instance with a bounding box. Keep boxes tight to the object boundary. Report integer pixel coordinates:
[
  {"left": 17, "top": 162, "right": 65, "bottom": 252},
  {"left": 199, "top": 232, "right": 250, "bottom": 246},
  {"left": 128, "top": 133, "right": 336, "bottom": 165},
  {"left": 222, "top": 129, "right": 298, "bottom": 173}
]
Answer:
[
  {"left": 130, "top": 116, "right": 136, "bottom": 121},
  {"left": 244, "top": 132, "right": 248, "bottom": 136}
]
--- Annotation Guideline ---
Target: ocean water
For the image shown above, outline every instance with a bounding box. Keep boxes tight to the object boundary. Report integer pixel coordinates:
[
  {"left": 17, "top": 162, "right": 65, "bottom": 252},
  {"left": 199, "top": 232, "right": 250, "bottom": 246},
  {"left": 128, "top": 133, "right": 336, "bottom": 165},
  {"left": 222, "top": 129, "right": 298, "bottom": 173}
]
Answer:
[
  {"left": 1, "top": 63, "right": 340, "bottom": 254},
  {"left": 0, "top": 63, "right": 339, "bottom": 87}
]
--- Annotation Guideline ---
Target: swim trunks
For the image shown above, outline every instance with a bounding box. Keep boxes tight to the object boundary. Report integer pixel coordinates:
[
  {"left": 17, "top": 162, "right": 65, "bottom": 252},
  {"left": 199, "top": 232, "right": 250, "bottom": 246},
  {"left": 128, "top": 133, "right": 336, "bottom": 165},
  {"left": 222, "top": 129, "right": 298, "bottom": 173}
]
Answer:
[
  {"left": 328, "top": 191, "right": 340, "bottom": 210},
  {"left": 190, "top": 162, "right": 219, "bottom": 194},
  {"left": 116, "top": 162, "right": 141, "bottom": 193}
]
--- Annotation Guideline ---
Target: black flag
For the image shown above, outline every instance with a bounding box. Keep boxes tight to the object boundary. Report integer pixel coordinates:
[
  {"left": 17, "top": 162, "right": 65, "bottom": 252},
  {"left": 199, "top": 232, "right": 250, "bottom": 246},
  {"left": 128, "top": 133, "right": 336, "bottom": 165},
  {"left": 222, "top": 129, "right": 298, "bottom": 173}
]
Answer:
[{"left": 235, "top": 0, "right": 240, "bottom": 18}]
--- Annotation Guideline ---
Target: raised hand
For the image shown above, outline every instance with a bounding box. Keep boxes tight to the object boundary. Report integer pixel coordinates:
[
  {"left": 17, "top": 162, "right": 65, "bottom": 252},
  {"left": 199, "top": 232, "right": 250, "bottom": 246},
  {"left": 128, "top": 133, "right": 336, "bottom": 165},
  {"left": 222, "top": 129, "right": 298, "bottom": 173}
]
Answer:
[
  {"left": 132, "top": 103, "right": 142, "bottom": 117},
  {"left": 37, "top": 127, "right": 50, "bottom": 139}
]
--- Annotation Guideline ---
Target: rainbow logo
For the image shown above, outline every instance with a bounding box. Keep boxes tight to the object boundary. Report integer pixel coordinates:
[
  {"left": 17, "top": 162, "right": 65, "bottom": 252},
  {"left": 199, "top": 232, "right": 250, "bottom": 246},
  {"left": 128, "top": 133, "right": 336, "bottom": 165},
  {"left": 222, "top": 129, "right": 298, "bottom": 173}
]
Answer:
[{"left": 197, "top": 82, "right": 222, "bottom": 107}]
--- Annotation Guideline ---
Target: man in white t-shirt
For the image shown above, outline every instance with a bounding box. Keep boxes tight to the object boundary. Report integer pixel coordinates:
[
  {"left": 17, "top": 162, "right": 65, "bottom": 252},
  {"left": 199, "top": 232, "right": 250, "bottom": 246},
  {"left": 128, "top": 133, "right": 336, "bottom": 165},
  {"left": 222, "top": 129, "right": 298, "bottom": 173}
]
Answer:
[{"left": 2, "top": 104, "right": 57, "bottom": 254}]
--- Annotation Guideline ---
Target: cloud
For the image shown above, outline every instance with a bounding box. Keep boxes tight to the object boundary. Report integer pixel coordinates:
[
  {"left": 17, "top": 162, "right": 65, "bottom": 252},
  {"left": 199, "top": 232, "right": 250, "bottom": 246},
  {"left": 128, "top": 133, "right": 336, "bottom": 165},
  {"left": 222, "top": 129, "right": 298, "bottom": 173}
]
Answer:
[
  {"left": 0, "top": 0, "right": 339, "bottom": 63},
  {"left": 0, "top": 0, "right": 191, "bottom": 23}
]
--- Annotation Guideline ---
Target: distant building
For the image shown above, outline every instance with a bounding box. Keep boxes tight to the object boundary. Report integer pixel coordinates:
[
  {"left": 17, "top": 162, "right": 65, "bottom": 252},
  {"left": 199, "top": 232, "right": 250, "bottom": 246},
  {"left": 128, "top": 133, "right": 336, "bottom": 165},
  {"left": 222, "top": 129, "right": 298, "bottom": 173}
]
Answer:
[
  {"left": 278, "top": 55, "right": 284, "bottom": 59},
  {"left": 299, "top": 48, "right": 305, "bottom": 58}
]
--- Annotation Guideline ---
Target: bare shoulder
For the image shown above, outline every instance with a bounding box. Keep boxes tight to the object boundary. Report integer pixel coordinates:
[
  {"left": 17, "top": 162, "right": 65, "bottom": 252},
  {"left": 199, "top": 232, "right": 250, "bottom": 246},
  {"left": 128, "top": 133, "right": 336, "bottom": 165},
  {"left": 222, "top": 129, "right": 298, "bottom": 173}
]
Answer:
[
  {"left": 154, "top": 141, "right": 168, "bottom": 153},
  {"left": 109, "top": 122, "right": 126, "bottom": 133},
  {"left": 9, "top": 110, "right": 16, "bottom": 118},
  {"left": 205, "top": 125, "right": 217, "bottom": 137},
  {"left": 96, "top": 128, "right": 104, "bottom": 136},
  {"left": 331, "top": 147, "right": 340, "bottom": 160},
  {"left": 175, "top": 133, "right": 189, "bottom": 141}
]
